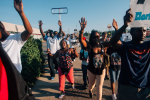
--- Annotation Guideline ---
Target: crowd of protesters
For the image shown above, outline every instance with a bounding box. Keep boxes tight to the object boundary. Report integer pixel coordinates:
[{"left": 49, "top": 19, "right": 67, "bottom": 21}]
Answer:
[{"left": 0, "top": 1, "right": 150, "bottom": 100}]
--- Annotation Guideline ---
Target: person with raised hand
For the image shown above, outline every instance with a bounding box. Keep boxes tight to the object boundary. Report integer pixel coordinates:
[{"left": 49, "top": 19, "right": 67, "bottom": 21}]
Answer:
[
  {"left": 48, "top": 39, "right": 78, "bottom": 99},
  {"left": 0, "top": 0, "right": 33, "bottom": 73},
  {"left": 56, "top": 20, "right": 66, "bottom": 50},
  {"left": 105, "top": 19, "right": 121, "bottom": 100},
  {"left": 110, "top": 8, "right": 150, "bottom": 100},
  {"left": 79, "top": 17, "right": 111, "bottom": 100}
]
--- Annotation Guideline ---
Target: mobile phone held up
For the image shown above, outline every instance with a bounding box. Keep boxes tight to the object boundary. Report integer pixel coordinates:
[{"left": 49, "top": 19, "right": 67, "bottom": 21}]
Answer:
[{"left": 15, "top": 0, "right": 22, "bottom": 3}]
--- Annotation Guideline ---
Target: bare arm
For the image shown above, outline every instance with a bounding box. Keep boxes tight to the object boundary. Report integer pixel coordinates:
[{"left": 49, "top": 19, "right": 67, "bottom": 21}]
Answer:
[
  {"left": 62, "top": 31, "right": 66, "bottom": 37},
  {"left": 110, "top": 9, "right": 133, "bottom": 50},
  {"left": 79, "top": 18, "right": 87, "bottom": 48},
  {"left": 39, "top": 21, "right": 46, "bottom": 40},
  {"left": 58, "top": 20, "right": 62, "bottom": 37},
  {"left": 14, "top": 1, "right": 32, "bottom": 41},
  {"left": 74, "top": 33, "right": 79, "bottom": 39},
  {"left": 101, "top": 19, "right": 120, "bottom": 48}
]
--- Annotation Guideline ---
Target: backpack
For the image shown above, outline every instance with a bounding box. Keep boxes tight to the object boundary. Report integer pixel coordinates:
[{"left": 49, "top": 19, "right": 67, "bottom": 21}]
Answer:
[{"left": 80, "top": 49, "right": 85, "bottom": 60}]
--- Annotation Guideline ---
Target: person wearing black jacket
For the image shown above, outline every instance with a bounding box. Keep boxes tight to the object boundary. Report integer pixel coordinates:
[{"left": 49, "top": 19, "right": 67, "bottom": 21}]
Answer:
[{"left": 0, "top": 42, "right": 35, "bottom": 100}]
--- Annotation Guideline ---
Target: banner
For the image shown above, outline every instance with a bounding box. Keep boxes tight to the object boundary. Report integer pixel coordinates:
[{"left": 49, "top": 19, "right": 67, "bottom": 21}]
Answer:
[{"left": 130, "top": 0, "right": 150, "bottom": 27}]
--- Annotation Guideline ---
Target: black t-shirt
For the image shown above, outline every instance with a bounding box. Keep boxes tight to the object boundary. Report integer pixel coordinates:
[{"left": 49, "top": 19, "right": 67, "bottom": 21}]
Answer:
[
  {"left": 87, "top": 42, "right": 105, "bottom": 75},
  {"left": 117, "top": 41, "right": 150, "bottom": 88},
  {"left": 107, "top": 47, "right": 121, "bottom": 71}
]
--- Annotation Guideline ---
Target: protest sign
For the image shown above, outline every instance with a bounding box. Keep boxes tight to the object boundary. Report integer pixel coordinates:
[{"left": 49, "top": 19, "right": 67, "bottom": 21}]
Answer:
[{"left": 130, "top": 0, "right": 150, "bottom": 27}]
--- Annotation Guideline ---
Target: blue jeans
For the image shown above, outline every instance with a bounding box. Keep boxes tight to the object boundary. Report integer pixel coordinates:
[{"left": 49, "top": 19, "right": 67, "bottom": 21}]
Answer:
[
  {"left": 82, "top": 64, "right": 88, "bottom": 85},
  {"left": 109, "top": 69, "right": 120, "bottom": 82}
]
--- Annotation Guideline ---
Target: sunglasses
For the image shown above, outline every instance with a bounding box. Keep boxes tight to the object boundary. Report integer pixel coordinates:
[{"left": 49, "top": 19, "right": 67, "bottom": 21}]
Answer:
[{"left": 93, "top": 36, "right": 100, "bottom": 39}]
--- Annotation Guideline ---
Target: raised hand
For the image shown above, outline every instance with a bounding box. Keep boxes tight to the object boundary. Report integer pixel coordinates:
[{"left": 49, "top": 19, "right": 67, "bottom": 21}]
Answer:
[
  {"left": 14, "top": 0, "right": 23, "bottom": 14},
  {"left": 124, "top": 8, "right": 133, "bottom": 26},
  {"left": 79, "top": 17, "right": 87, "bottom": 29},
  {"left": 39, "top": 20, "right": 43, "bottom": 26},
  {"left": 112, "top": 19, "right": 118, "bottom": 30},
  {"left": 58, "top": 20, "right": 62, "bottom": 26}
]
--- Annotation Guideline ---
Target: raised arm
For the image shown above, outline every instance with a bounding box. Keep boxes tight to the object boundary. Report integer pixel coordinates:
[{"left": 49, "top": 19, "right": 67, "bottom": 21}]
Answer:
[
  {"left": 101, "top": 19, "right": 119, "bottom": 47},
  {"left": 62, "top": 31, "right": 66, "bottom": 37},
  {"left": 58, "top": 20, "right": 63, "bottom": 37},
  {"left": 110, "top": 8, "right": 133, "bottom": 50},
  {"left": 112, "top": 19, "right": 119, "bottom": 31},
  {"left": 79, "top": 18, "right": 87, "bottom": 48},
  {"left": 14, "top": 0, "right": 33, "bottom": 41},
  {"left": 38, "top": 20, "right": 46, "bottom": 40},
  {"left": 73, "top": 33, "right": 79, "bottom": 39}
]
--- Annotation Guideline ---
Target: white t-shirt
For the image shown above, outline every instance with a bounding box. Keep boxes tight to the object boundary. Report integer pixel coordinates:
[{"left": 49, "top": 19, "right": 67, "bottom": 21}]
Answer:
[
  {"left": 2, "top": 33, "right": 26, "bottom": 73},
  {"left": 56, "top": 36, "right": 63, "bottom": 50},
  {"left": 46, "top": 36, "right": 57, "bottom": 54}
]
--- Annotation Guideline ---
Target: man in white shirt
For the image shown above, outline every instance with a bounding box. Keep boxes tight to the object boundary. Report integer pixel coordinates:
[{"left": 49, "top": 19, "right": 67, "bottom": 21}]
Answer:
[
  {"left": 0, "top": 1, "right": 33, "bottom": 73},
  {"left": 39, "top": 20, "right": 65, "bottom": 80},
  {"left": 69, "top": 33, "right": 79, "bottom": 48}
]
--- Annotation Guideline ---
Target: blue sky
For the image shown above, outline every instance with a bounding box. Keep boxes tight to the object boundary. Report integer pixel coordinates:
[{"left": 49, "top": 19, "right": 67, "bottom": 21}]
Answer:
[{"left": 0, "top": 0, "right": 130, "bottom": 34}]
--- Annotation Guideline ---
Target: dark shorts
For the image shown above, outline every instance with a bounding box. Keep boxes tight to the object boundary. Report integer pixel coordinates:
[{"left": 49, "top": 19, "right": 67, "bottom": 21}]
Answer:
[{"left": 118, "top": 83, "right": 150, "bottom": 100}]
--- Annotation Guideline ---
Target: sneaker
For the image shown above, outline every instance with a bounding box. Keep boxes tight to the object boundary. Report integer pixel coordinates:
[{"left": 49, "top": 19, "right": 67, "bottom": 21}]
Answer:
[
  {"left": 59, "top": 91, "right": 65, "bottom": 99},
  {"left": 89, "top": 91, "right": 93, "bottom": 98},
  {"left": 51, "top": 77, "right": 54, "bottom": 80},
  {"left": 112, "top": 94, "right": 117, "bottom": 100},
  {"left": 71, "top": 84, "right": 75, "bottom": 89},
  {"left": 104, "top": 75, "right": 110, "bottom": 80}
]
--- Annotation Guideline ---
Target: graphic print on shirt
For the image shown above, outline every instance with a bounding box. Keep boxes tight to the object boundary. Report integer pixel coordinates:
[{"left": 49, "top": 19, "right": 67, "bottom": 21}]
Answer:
[
  {"left": 111, "top": 52, "right": 121, "bottom": 65},
  {"left": 93, "top": 54, "right": 103, "bottom": 68}
]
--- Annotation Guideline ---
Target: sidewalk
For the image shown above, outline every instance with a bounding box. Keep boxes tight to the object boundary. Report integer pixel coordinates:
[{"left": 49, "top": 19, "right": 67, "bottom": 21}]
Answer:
[{"left": 31, "top": 42, "right": 118, "bottom": 100}]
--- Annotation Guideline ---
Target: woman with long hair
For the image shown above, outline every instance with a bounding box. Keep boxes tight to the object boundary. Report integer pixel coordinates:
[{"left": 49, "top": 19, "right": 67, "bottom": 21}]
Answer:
[
  {"left": 48, "top": 39, "right": 79, "bottom": 99},
  {"left": 79, "top": 18, "right": 111, "bottom": 100}
]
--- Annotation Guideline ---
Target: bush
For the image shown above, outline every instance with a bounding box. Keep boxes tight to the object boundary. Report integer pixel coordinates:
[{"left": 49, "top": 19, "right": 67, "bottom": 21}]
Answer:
[{"left": 21, "top": 36, "right": 45, "bottom": 86}]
